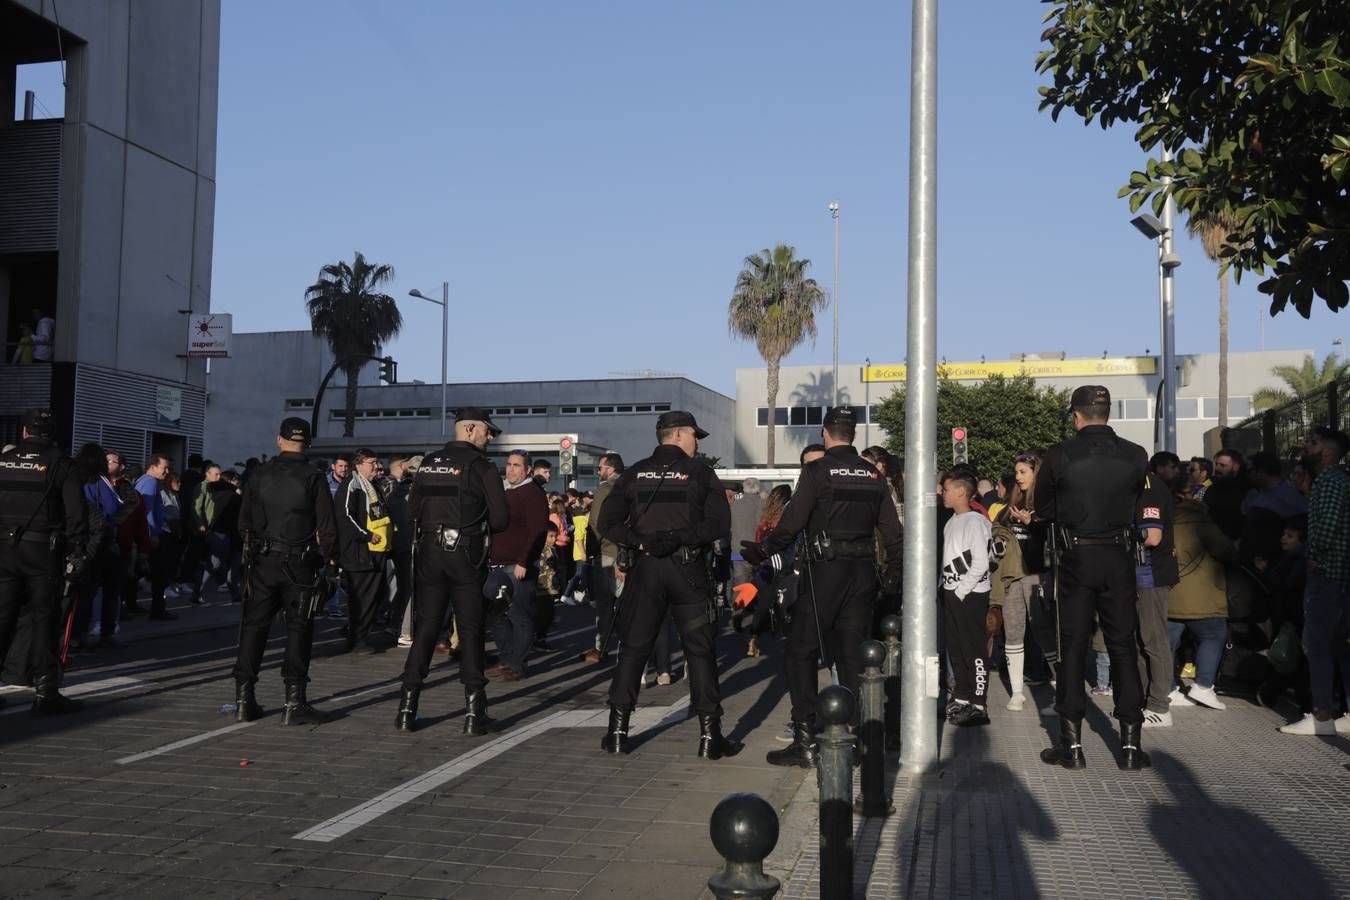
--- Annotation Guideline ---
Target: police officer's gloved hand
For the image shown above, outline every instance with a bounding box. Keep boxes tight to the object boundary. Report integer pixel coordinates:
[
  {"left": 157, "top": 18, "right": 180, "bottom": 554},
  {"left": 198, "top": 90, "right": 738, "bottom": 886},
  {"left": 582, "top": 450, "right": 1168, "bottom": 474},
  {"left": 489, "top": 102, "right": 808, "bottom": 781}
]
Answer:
[
  {"left": 643, "top": 531, "right": 682, "bottom": 558},
  {"left": 740, "top": 541, "right": 768, "bottom": 567},
  {"left": 65, "top": 552, "right": 89, "bottom": 580},
  {"left": 881, "top": 566, "right": 902, "bottom": 594}
]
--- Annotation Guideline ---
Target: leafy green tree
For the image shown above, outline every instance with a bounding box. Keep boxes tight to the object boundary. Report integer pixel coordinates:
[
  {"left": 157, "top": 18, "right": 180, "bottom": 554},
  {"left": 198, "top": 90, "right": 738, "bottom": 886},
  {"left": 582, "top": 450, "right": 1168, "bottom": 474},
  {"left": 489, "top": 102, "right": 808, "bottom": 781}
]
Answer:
[
  {"left": 872, "top": 375, "right": 1072, "bottom": 481},
  {"left": 1251, "top": 352, "right": 1350, "bottom": 411},
  {"left": 728, "top": 244, "right": 829, "bottom": 466},
  {"left": 1187, "top": 206, "right": 1244, "bottom": 426},
  {"left": 305, "top": 252, "right": 403, "bottom": 437},
  {"left": 1037, "top": 0, "right": 1350, "bottom": 317}
]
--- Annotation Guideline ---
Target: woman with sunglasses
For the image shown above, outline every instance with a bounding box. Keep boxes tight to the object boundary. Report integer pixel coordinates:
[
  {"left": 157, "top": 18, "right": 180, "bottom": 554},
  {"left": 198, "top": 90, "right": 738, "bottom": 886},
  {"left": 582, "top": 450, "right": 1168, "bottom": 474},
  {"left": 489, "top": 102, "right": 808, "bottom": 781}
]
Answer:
[{"left": 995, "top": 451, "right": 1050, "bottom": 711}]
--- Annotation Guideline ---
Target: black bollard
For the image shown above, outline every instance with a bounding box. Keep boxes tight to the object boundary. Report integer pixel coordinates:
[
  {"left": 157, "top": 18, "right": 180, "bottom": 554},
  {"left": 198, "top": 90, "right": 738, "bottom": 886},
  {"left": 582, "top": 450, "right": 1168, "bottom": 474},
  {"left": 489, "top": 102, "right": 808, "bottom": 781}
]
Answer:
[
  {"left": 816, "top": 684, "right": 855, "bottom": 900},
  {"left": 854, "top": 640, "right": 895, "bottom": 817},
  {"left": 881, "top": 613, "right": 902, "bottom": 752},
  {"left": 707, "top": 793, "right": 781, "bottom": 899}
]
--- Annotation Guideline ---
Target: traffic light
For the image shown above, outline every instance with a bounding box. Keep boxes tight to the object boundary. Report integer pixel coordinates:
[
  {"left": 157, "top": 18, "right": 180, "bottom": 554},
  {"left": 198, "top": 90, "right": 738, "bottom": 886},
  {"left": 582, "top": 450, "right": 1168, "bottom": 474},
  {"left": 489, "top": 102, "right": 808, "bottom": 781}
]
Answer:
[
  {"left": 558, "top": 436, "right": 574, "bottom": 476},
  {"left": 378, "top": 356, "right": 397, "bottom": 384},
  {"left": 951, "top": 426, "right": 969, "bottom": 465}
]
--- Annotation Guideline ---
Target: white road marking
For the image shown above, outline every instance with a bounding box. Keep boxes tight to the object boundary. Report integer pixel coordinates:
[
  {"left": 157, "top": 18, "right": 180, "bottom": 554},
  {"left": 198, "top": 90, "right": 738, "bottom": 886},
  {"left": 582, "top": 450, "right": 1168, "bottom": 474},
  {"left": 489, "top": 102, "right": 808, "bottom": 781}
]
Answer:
[
  {"left": 115, "top": 722, "right": 257, "bottom": 764},
  {"left": 292, "top": 697, "right": 692, "bottom": 843},
  {"left": 1, "top": 676, "right": 150, "bottom": 715}
]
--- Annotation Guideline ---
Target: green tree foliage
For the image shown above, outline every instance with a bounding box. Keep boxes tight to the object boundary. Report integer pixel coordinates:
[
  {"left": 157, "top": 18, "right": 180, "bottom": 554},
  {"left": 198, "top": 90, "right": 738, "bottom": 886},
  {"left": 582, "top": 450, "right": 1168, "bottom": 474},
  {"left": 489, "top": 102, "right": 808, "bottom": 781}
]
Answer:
[
  {"left": 1251, "top": 352, "right": 1350, "bottom": 410},
  {"left": 727, "top": 244, "right": 829, "bottom": 466},
  {"left": 305, "top": 252, "right": 403, "bottom": 438},
  {"left": 872, "top": 375, "right": 1072, "bottom": 480},
  {"left": 1037, "top": 1, "right": 1350, "bottom": 317}
]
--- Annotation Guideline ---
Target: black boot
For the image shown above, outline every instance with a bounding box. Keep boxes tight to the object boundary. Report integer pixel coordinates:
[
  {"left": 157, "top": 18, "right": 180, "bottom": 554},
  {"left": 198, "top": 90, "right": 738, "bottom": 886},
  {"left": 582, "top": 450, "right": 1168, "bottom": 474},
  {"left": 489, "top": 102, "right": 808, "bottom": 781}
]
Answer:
[
  {"left": 600, "top": 707, "right": 630, "bottom": 754},
  {"left": 280, "top": 682, "right": 327, "bottom": 726},
  {"left": 1039, "top": 718, "right": 1087, "bottom": 769},
  {"left": 30, "top": 674, "right": 83, "bottom": 717},
  {"left": 463, "top": 688, "right": 494, "bottom": 736},
  {"left": 766, "top": 721, "right": 817, "bottom": 768},
  {"left": 235, "top": 680, "right": 264, "bottom": 723},
  {"left": 697, "top": 714, "right": 742, "bottom": 760},
  {"left": 1117, "top": 722, "right": 1152, "bottom": 770},
  {"left": 395, "top": 685, "right": 420, "bottom": 733}
]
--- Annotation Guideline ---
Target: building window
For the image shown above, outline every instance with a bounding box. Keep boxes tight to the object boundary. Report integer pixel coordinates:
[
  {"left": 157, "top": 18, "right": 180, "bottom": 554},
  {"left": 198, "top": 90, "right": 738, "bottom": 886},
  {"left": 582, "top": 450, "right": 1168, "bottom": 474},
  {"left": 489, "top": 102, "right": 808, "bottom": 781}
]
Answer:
[
  {"left": 789, "top": 407, "right": 806, "bottom": 426},
  {"left": 531, "top": 407, "right": 547, "bottom": 415},
  {"left": 1229, "top": 397, "right": 1251, "bottom": 418},
  {"left": 806, "top": 406, "right": 823, "bottom": 426},
  {"left": 756, "top": 407, "right": 789, "bottom": 427},
  {"left": 634, "top": 404, "right": 652, "bottom": 412},
  {"left": 561, "top": 406, "right": 577, "bottom": 414},
  {"left": 597, "top": 405, "right": 614, "bottom": 413},
  {"left": 1175, "top": 398, "right": 1199, "bottom": 419},
  {"left": 616, "top": 405, "right": 633, "bottom": 413},
  {"left": 849, "top": 406, "right": 868, "bottom": 424},
  {"left": 286, "top": 398, "right": 315, "bottom": 409},
  {"left": 654, "top": 403, "right": 671, "bottom": 412}
]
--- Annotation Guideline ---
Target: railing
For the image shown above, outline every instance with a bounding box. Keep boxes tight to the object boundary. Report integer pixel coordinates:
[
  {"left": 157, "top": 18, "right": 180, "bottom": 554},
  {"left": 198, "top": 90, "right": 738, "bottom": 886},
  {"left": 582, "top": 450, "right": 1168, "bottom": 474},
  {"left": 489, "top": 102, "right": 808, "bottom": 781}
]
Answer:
[{"left": 1227, "top": 377, "right": 1345, "bottom": 459}]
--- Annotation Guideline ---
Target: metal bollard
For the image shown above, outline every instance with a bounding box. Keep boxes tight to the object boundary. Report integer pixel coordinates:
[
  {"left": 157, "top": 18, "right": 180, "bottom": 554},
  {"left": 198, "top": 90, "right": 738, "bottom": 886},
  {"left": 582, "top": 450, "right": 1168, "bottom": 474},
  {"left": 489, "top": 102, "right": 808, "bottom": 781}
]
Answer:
[
  {"left": 816, "top": 684, "right": 855, "bottom": 900},
  {"left": 855, "top": 640, "right": 894, "bottom": 817},
  {"left": 881, "top": 613, "right": 902, "bottom": 752},
  {"left": 707, "top": 793, "right": 781, "bottom": 900}
]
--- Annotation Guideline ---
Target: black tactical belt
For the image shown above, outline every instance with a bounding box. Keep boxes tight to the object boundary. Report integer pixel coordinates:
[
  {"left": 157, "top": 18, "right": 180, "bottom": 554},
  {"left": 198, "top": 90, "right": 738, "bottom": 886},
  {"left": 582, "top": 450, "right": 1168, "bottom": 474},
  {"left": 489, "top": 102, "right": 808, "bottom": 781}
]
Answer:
[
  {"left": 259, "top": 539, "right": 317, "bottom": 557},
  {"left": 1067, "top": 533, "right": 1129, "bottom": 547},
  {"left": 1, "top": 527, "right": 52, "bottom": 544},
  {"left": 831, "top": 538, "right": 875, "bottom": 558}
]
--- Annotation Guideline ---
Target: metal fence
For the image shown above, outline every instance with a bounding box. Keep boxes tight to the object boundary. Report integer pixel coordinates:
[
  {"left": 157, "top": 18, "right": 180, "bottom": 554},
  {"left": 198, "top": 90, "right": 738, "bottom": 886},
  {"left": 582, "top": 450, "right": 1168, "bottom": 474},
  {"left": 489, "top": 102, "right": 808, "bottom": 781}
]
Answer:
[{"left": 1228, "top": 377, "right": 1346, "bottom": 459}]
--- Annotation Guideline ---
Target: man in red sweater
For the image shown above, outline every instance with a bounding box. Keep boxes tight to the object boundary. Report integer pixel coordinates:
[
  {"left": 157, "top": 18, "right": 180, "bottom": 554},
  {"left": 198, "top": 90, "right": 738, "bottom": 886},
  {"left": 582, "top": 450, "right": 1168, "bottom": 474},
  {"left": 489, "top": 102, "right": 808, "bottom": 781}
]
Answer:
[{"left": 487, "top": 450, "right": 550, "bottom": 681}]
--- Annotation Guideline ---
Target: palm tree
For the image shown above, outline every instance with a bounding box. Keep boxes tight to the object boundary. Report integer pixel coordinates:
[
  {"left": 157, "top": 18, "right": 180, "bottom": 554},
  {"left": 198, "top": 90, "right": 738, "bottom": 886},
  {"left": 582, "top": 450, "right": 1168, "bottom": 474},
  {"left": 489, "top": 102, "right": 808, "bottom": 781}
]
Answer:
[
  {"left": 1251, "top": 353, "right": 1350, "bottom": 411},
  {"left": 305, "top": 252, "right": 403, "bottom": 437},
  {"left": 728, "top": 244, "right": 828, "bottom": 466},
  {"left": 1186, "top": 206, "right": 1243, "bottom": 426}
]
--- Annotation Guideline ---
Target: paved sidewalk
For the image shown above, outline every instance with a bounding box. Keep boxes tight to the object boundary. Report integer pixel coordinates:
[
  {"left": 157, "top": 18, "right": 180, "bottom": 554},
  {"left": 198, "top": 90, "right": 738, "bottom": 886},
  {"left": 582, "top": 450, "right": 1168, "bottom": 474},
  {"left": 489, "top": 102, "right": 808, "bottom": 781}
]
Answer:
[{"left": 776, "top": 678, "right": 1350, "bottom": 899}]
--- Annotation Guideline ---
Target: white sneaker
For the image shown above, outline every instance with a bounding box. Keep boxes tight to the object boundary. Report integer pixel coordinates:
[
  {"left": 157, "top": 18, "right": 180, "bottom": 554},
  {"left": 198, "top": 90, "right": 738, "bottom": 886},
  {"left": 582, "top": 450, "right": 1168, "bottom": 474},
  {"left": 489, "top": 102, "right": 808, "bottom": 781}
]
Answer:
[
  {"left": 1142, "top": 709, "right": 1173, "bottom": 728},
  {"left": 1187, "top": 684, "right": 1226, "bottom": 710},
  {"left": 1168, "top": 688, "right": 1195, "bottom": 708},
  {"left": 1279, "top": 714, "right": 1337, "bottom": 735},
  {"left": 775, "top": 722, "right": 795, "bottom": 742},
  {"left": 1006, "top": 692, "right": 1025, "bottom": 712},
  {"left": 396, "top": 634, "right": 413, "bottom": 648},
  {"left": 1338, "top": 715, "right": 1350, "bottom": 735}
]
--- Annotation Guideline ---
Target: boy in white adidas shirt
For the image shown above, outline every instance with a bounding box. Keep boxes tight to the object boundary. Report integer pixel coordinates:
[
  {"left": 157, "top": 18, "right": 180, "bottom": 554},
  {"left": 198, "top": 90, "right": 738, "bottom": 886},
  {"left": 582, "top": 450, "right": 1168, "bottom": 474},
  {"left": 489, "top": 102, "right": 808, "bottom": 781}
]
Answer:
[{"left": 941, "top": 470, "right": 993, "bottom": 727}]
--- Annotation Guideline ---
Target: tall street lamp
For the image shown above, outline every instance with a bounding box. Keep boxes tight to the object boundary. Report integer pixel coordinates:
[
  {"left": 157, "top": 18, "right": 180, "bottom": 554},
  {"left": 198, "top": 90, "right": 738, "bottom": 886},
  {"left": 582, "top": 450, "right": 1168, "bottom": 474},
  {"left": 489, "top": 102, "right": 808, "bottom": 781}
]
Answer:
[
  {"left": 829, "top": 201, "right": 841, "bottom": 406},
  {"left": 409, "top": 282, "right": 449, "bottom": 436},
  {"left": 1131, "top": 195, "right": 1182, "bottom": 453}
]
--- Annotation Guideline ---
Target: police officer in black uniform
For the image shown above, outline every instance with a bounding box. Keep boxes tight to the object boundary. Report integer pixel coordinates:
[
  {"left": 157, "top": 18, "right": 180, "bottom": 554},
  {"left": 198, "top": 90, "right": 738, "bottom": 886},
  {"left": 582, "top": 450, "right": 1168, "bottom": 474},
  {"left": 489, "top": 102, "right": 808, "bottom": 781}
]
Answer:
[
  {"left": 231, "top": 417, "right": 337, "bottom": 725},
  {"left": 396, "top": 407, "right": 508, "bottom": 734},
  {"left": 596, "top": 411, "right": 739, "bottom": 759},
  {"left": 1035, "top": 385, "right": 1161, "bottom": 770},
  {"left": 0, "top": 409, "right": 87, "bottom": 715},
  {"left": 742, "top": 406, "right": 903, "bottom": 767}
]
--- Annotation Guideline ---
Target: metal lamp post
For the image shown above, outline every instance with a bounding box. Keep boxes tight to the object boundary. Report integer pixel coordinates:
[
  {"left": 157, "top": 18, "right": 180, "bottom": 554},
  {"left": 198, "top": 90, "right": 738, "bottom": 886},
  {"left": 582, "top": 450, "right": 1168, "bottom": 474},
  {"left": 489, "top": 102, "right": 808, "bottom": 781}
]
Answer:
[
  {"left": 409, "top": 282, "right": 449, "bottom": 436},
  {"left": 1131, "top": 190, "right": 1181, "bottom": 453},
  {"left": 829, "top": 201, "right": 841, "bottom": 406}
]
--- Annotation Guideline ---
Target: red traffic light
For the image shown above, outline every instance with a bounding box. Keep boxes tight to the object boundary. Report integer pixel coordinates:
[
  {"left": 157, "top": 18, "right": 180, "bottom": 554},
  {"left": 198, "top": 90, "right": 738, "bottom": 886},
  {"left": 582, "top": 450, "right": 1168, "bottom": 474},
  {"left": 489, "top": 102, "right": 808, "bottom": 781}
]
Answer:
[
  {"left": 952, "top": 427, "right": 967, "bottom": 442},
  {"left": 559, "top": 437, "right": 573, "bottom": 450}
]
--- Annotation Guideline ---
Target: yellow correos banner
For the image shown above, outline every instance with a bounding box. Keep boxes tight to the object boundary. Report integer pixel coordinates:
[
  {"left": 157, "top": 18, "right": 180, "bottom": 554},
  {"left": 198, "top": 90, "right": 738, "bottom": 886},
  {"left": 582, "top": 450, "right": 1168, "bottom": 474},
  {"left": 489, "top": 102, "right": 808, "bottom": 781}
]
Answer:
[{"left": 861, "top": 356, "right": 1157, "bottom": 383}]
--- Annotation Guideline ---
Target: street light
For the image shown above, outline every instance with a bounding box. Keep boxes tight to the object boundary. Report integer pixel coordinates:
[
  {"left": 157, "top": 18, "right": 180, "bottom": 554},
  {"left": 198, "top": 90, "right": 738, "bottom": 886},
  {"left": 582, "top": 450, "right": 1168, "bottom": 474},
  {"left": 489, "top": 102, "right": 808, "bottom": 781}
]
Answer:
[
  {"left": 1334, "top": 337, "right": 1345, "bottom": 368},
  {"left": 829, "top": 201, "right": 841, "bottom": 406},
  {"left": 1129, "top": 152, "right": 1182, "bottom": 454},
  {"left": 409, "top": 282, "right": 449, "bottom": 436}
]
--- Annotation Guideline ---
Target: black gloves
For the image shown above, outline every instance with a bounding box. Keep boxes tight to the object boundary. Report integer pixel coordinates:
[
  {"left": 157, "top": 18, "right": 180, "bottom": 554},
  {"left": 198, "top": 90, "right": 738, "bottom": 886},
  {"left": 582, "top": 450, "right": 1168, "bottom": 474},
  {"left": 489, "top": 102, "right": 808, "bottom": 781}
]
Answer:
[
  {"left": 740, "top": 540, "right": 768, "bottom": 567},
  {"left": 642, "top": 531, "right": 682, "bottom": 558},
  {"left": 881, "top": 566, "right": 902, "bottom": 594},
  {"left": 64, "top": 552, "right": 89, "bottom": 580}
]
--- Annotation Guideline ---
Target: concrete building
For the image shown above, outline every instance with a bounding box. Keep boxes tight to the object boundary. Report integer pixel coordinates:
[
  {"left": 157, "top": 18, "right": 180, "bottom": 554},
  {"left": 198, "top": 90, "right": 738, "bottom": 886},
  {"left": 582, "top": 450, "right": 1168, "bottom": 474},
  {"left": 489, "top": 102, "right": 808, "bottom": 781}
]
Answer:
[
  {"left": 204, "top": 330, "right": 734, "bottom": 489},
  {"left": 733, "top": 349, "right": 1314, "bottom": 466},
  {"left": 0, "top": 0, "right": 220, "bottom": 465}
]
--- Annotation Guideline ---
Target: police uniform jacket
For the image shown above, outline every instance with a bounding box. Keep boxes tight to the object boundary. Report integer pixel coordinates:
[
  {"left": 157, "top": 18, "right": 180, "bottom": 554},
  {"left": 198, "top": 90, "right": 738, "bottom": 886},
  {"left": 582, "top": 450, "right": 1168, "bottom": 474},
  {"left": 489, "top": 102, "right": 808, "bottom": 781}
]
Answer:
[
  {"left": 596, "top": 444, "right": 730, "bottom": 553},
  {"left": 407, "top": 441, "right": 509, "bottom": 538},
  {"left": 761, "top": 445, "right": 903, "bottom": 564},
  {"left": 237, "top": 451, "right": 336, "bottom": 560},
  {"left": 1034, "top": 424, "right": 1157, "bottom": 539},
  {"left": 0, "top": 437, "right": 86, "bottom": 549}
]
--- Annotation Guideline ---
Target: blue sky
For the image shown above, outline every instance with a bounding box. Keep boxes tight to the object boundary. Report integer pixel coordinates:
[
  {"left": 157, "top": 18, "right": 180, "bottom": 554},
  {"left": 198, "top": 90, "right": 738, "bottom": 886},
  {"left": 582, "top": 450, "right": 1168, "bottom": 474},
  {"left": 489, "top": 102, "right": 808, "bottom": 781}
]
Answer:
[{"left": 31, "top": 2, "right": 1344, "bottom": 396}]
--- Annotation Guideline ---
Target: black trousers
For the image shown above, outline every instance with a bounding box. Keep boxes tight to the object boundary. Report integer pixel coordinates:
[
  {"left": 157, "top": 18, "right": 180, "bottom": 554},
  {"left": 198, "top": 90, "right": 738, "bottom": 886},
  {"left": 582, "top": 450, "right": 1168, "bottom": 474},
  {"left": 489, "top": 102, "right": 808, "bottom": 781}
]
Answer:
[
  {"left": 0, "top": 540, "right": 60, "bottom": 683},
  {"left": 345, "top": 558, "right": 384, "bottom": 649},
  {"left": 402, "top": 543, "right": 487, "bottom": 692},
  {"left": 231, "top": 554, "right": 317, "bottom": 686},
  {"left": 609, "top": 556, "right": 721, "bottom": 715},
  {"left": 942, "top": 588, "right": 990, "bottom": 705},
  {"left": 786, "top": 558, "right": 876, "bottom": 724},
  {"left": 1054, "top": 545, "right": 1144, "bottom": 725},
  {"left": 591, "top": 564, "right": 618, "bottom": 655},
  {"left": 387, "top": 550, "right": 413, "bottom": 630}
]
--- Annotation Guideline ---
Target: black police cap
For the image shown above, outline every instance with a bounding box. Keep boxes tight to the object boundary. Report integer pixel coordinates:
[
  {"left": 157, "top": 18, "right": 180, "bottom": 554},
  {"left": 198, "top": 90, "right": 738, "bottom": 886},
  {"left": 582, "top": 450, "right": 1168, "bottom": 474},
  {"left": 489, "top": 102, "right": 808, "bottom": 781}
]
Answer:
[
  {"left": 455, "top": 406, "right": 502, "bottom": 437},
  {"left": 1070, "top": 385, "right": 1111, "bottom": 408},
  {"left": 823, "top": 406, "right": 857, "bottom": 428},
  {"left": 21, "top": 408, "right": 53, "bottom": 437},
  {"left": 279, "top": 417, "right": 312, "bottom": 443},
  {"left": 656, "top": 410, "right": 709, "bottom": 439}
]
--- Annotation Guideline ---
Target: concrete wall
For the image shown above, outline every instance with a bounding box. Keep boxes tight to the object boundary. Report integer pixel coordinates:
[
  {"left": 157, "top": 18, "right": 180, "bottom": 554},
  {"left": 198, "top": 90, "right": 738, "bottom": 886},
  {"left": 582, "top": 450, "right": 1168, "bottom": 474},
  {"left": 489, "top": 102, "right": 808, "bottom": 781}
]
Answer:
[{"left": 734, "top": 349, "right": 1314, "bottom": 466}]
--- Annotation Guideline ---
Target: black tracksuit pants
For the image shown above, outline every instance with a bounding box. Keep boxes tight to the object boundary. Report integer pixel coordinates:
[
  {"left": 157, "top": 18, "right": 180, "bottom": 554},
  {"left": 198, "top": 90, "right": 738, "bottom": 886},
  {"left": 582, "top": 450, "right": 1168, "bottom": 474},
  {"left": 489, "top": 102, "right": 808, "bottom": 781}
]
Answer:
[
  {"left": 232, "top": 553, "right": 317, "bottom": 686},
  {"left": 402, "top": 542, "right": 488, "bottom": 693},
  {"left": 344, "top": 557, "right": 384, "bottom": 649},
  {"left": 1054, "top": 545, "right": 1144, "bottom": 725},
  {"left": 942, "top": 588, "right": 990, "bottom": 706},
  {"left": 0, "top": 540, "right": 60, "bottom": 683},
  {"left": 786, "top": 558, "right": 877, "bottom": 724},
  {"left": 609, "top": 556, "right": 720, "bottom": 715}
]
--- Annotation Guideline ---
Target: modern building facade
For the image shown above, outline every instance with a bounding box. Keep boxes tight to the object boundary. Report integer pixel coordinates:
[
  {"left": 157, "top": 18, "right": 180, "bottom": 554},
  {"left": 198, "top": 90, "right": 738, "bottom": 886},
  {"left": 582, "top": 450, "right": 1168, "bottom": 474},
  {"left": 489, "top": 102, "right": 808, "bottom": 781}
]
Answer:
[
  {"left": 0, "top": 0, "right": 220, "bottom": 466},
  {"left": 205, "top": 330, "right": 735, "bottom": 489},
  {"left": 733, "top": 349, "right": 1314, "bottom": 466}
]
